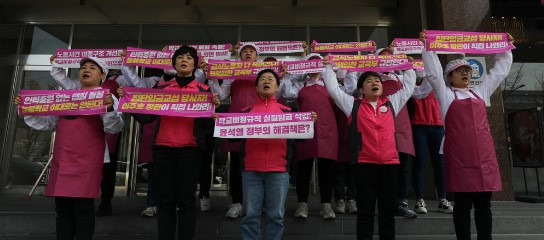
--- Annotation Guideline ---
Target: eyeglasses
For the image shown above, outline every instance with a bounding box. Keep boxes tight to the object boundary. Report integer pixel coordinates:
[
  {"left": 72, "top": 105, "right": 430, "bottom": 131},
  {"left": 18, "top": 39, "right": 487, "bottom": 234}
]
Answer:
[{"left": 453, "top": 68, "right": 472, "bottom": 74}]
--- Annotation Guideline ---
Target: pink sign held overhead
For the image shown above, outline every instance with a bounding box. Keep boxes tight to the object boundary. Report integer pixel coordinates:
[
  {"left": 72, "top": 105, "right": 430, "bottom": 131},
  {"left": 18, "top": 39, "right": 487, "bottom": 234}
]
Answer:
[
  {"left": 53, "top": 49, "right": 124, "bottom": 69},
  {"left": 392, "top": 38, "right": 425, "bottom": 54},
  {"left": 240, "top": 41, "right": 305, "bottom": 54},
  {"left": 207, "top": 59, "right": 282, "bottom": 80},
  {"left": 312, "top": 40, "right": 376, "bottom": 53},
  {"left": 214, "top": 112, "right": 315, "bottom": 139},
  {"left": 424, "top": 30, "right": 515, "bottom": 54},
  {"left": 18, "top": 89, "right": 108, "bottom": 116},
  {"left": 166, "top": 44, "right": 232, "bottom": 60},
  {"left": 284, "top": 59, "right": 325, "bottom": 74},
  {"left": 118, "top": 87, "right": 214, "bottom": 117},
  {"left": 412, "top": 59, "right": 425, "bottom": 71},
  {"left": 328, "top": 54, "right": 413, "bottom": 72},
  {"left": 124, "top": 47, "right": 174, "bottom": 70}
]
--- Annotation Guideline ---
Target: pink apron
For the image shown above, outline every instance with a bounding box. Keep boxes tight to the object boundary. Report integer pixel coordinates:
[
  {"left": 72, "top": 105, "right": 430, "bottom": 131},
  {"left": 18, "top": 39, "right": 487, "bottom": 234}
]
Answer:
[
  {"left": 102, "top": 77, "right": 121, "bottom": 154},
  {"left": 223, "top": 80, "right": 259, "bottom": 152},
  {"left": 295, "top": 83, "right": 338, "bottom": 161},
  {"left": 334, "top": 105, "right": 350, "bottom": 162},
  {"left": 381, "top": 77, "right": 415, "bottom": 156},
  {"left": 443, "top": 90, "right": 502, "bottom": 192},
  {"left": 46, "top": 115, "right": 106, "bottom": 198},
  {"left": 138, "top": 120, "right": 157, "bottom": 163}
]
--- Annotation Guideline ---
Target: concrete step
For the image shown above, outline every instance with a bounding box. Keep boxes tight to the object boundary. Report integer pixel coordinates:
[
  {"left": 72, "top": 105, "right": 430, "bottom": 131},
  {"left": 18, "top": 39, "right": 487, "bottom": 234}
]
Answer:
[{"left": 1, "top": 195, "right": 544, "bottom": 237}]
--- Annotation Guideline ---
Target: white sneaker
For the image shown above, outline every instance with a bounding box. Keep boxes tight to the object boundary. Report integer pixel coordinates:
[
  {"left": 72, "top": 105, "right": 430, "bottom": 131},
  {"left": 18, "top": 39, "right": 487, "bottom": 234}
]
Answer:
[
  {"left": 294, "top": 202, "right": 309, "bottom": 219},
  {"left": 200, "top": 197, "right": 211, "bottom": 211},
  {"left": 140, "top": 206, "right": 158, "bottom": 217},
  {"left": 225, "top": 203, "right": 243, "bottom": 218},
  {"left": 346, "top": 199, "right": 358, "bottom": 214},
  {"left": 335, "top": 199, "right": 346, "bottom": 214},
  {"left": 414, "top": 199, "right": 428, "bottom": 214},
  {"left": 438, "top": 199, "right": 453, "bottom": 214},
  {"left": 320, "top": 203, "right": 336, "bottom": 219}
]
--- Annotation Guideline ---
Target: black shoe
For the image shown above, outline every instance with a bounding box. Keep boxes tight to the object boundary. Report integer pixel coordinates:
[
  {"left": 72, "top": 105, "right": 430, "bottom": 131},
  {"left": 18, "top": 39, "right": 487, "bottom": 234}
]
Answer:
[
  {"left": 96, "top": 202, "right": 112, "bottom": 217},
  {"left": 396, "top": 201, "right": 417, "bottom": 218}
]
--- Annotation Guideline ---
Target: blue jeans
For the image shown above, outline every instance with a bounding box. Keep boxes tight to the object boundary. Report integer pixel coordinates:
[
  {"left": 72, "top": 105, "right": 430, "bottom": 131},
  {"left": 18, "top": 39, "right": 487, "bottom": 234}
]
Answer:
[
  {"left": 411, "top": 125, "right": 446, "bottom": 199},
  {"left": 240, "top": 171, "right": 289, "bottom": 240}
]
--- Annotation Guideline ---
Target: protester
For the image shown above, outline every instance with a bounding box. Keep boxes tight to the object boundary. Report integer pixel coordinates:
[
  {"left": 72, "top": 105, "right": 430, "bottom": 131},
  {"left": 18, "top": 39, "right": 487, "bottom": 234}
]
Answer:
[
  {"left": 421, "top": 31, "right": 514, "bottom": 240},
  {"left": 209, "top": 43, "right": 260, "bottom": 218},
  {"left": 323, "top": 55, "right": 416, "bottom": 239},
  {"left": 118, "top": 45, "right": 220, "bottom": 240},
  {"left": 16, "top": 57, "right": 124, "bottom": 240}
]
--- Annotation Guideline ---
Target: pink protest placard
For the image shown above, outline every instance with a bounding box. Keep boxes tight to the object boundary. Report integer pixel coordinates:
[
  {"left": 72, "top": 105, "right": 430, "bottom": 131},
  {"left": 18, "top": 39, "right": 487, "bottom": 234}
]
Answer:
[
  {"left": 124, "top": 47, "right": 174, "bottom": 70},
  {"left": 329, "top": 54, "right": 413, "bottom": 72},
  {"left": 424, "top": 30, "right": 515, "bottom": 54},
  {"left": 214, "top": 112, "right": 314, "bottom": 139},
  {"left": 311, "top": 40, "right": 376, "bottom": 53},
  {"left": 412, "top": 59, "right": 424, "bottom": 71},
  {"left": 166, "top": 44, "right": 232, "bottom": 60},
  {"left": 207, "top": 59, "right": 282, "bottom": 80},
  {"left": 118, "top": 87, "right": 214, "bottom": 117},
  {"left": 18, "top": 89, "right": 108, "bottom": 116},
  {"left": 240, "top": 41, "right": 305, "bottom": 54},
  {"left": 392, "top": 38, "right": 424, "bottom": 54},
  {"left": 285, "top": 59, "right": 325, "bottom": 74},
  {"left": 53, "top": 49, "right": 124, "bottom": 69}
]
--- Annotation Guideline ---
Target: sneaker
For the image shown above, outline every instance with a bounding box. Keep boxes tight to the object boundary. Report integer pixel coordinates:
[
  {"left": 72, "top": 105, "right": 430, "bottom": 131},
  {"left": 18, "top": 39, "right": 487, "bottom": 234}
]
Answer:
[
  {"left": 396, "top": 201, "right": 417, "bottom": 218},
  {"left": 414, "top": 199, "right": 428, "bottom": 214},
  {"left": 335, "top": 199, "right": 346, "bottom": 214},
  {"left": 320, "top": 203, "right": 336, "bottom": 219},
  {"left": 294, "top": 202, "right": 309, "bottom": 219},
  {"left": 200, "top": 197, "right": 211, "bottom": 211},
  {"left": 96, "top": 202, "right": 112, "bottom": 217},
  {"left": 438, "top": 199, "right": 453, "bottom": 214},
  {"left": 140, "top": 206, "right": 158, "bottom": 217},
  {"left": 225, "top": 203, "right": 243, "bottom": 218},
  {"left": 346, "top": 199, "right": 358, "bottom": 214}
]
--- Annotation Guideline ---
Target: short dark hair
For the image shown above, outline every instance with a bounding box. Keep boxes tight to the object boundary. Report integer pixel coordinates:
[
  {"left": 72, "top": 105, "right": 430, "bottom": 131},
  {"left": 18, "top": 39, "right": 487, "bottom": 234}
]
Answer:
[
  {"left": 171, "top": 45, "right": 198, "bottom": 72},
  {"left": 255, "top": 69, "right": 280, "bottom": 87},
  {"left": 357, "top": 71, "right": 382, "bottom": 89}
]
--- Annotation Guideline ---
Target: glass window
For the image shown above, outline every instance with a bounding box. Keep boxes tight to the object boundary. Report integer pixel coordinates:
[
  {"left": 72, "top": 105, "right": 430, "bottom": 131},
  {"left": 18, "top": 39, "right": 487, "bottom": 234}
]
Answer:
[
  {"left": 503, "top": 62, "right": 544, "bottom": 92},
  {"left": 72, "top": 25, "right": 140, "bottom": 49},
  {"left": 142, "top": 25, "right": 238, "bottom": 50},
  {"left": 242, "top": 25, "right": 306, "bottom": 41},
  {"left": 21, "top": 25, "right": 71, "bottom": 54},
  {"left": 360, "top": 27, "right": 389, "bottom": 49},
  {"left": 310, "top": 26, "right": 357, "bottom": 43}
]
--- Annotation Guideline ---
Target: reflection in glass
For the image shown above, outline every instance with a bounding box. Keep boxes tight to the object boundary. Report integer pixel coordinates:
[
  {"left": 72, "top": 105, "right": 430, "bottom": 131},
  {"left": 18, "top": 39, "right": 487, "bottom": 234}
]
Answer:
[
  {"left": 72, "top": 25, "right": 139, "bottom": 49},
  {"left": 22, "top": 25, "right": 70, "bottom": 54}
]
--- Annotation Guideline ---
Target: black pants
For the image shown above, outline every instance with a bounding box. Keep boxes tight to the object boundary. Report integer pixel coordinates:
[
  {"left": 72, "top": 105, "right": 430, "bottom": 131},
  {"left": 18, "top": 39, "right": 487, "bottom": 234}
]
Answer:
[
  {"left": 334, "top": 161, "right": 356, "bottom": 201},
  {"left": 296, "top": 158, "right": 335, "bottom": 203},
  {"left": 154, "top": 147, "right": 202, "bottom": 240},
  {"left": 199, "top": 135, "right": 214, "bottom": 199},
  {"left": 453, "top": 192, "right": 493, "bottom": 240},
  {"left": 100, "top": 152, "right": 117, "bottom": 205},
  {"left": 229, "top": 151, "right": 243, "bottom": 204},
  {"left": 55, "top": 197, "right": 95, "bottom": 240},
  {"left": 356, "top": 163, "right": 398, "bottom": 240},
  {"left": 397, "top": 152, "right": 412, "bottom": 201}
]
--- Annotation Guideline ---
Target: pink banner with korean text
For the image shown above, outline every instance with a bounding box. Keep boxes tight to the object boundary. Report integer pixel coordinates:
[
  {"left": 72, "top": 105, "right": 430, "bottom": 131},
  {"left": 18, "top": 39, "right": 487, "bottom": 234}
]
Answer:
[
  {"left": 18, "top": 89, "right": 108, "bottom": 116},
  {"left": 285, "top": 59, "right": 325, "bottom": 74},
  {"left": 214, "top": 112, "right": 314, "bottom": 139},
  {"left": 412, "top": 59, "right": 424, "bottom": 71},
  {"left": 392, "top": 38, "right": 425, "bottom": 54},
  {"left": 118, "top": 87, "right": 214, "bottom": 117},
  {"left": 424, "top": 30, "right": 515, "bottom": 54},
  {"left": 207, "top": 59, "right": 282, "bottom": 80},
  {"left": 166, "top": 44, "right": 232, "bottom": 60},
  {"left": 328, "top": 54, "right": 413, "bottom": 72},
  {"left": 52, "top": 49, "right": 124, "bottom": 69},
  {"left": 312, "top": 40, "right": 376, "bottom": 53},
  {"left": 123, "top": 47, "right": 174, "bottom": 70},
  {"left": 240, "top": 41, "right": 305, "bottom": 54}
]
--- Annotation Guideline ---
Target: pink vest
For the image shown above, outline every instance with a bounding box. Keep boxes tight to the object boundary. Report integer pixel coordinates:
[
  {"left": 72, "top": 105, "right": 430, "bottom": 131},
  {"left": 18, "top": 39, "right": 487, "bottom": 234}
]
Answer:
[
  {"left": 223, "top": 80, "right": 259, "bottom": 152},
  {"left": 138, "top": 120, "right": 157, "bottom": 163},
  {"left": 295, "top": 83, "right": 338, "bottom": 161},
  {"left": 411, "top": 92, "right": 443, "bottom": 126},
  {"left": 46, "top": 115, "right": 105, "bottom": 198}
]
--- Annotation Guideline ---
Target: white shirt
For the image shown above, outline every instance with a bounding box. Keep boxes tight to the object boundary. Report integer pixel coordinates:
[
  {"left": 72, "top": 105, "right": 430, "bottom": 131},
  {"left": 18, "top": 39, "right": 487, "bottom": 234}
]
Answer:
[
  {"left": 322, "top": 64, "right": 416, "bottom": 117},
  {"left": 24, "top": 89, "right": 124, "bottom": 163},
  {"left": 421, "top": 49, "right": 513, "bottom": 153},
  {"left": 281, "top": 71, "right": 358, "bottom": 99}
]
